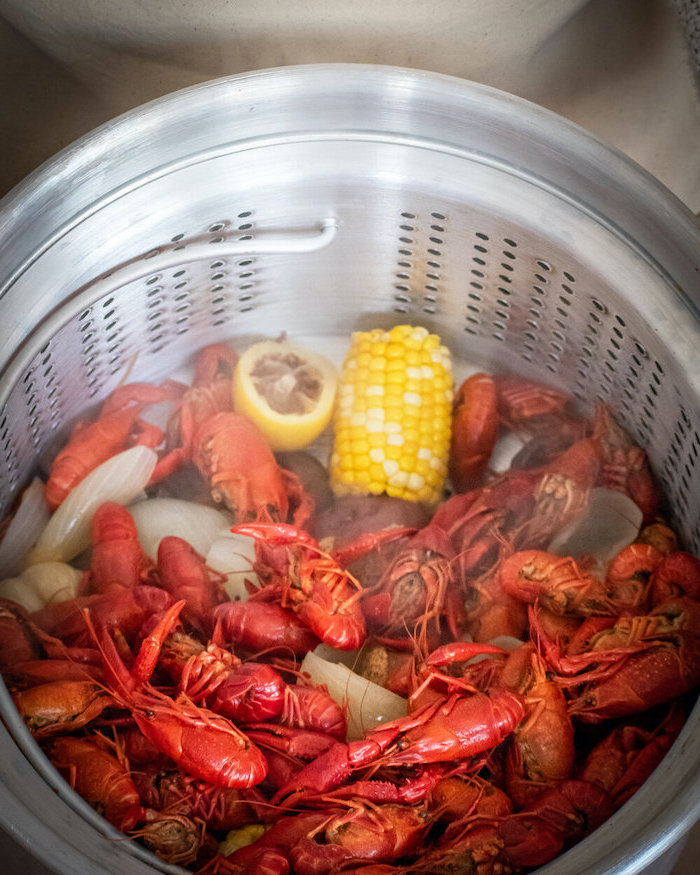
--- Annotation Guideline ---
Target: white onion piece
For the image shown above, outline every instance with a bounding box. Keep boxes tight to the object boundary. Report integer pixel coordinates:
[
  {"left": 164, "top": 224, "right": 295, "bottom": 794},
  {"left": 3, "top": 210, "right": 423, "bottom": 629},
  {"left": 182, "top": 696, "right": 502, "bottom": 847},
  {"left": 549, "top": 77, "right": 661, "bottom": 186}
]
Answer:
[
  {"left": 20, "top": 561, "right": 82, "bottom": 605},
  {"left": 130, "top": 497, "right": 232, "bottom": 561},
  {"left": 301, "top": 649, "right": 407, "bottom": 741},
  {"left": 205, "top": 533, "right": 258, "bottom": 602},
  {"left": 0, "top": 478, "right": 50, "bottom": 578},
  {"left": 489, "top": 432, "right": 527, "bottom": 474},
  {"left": 27, "top": 446, "right": 157, "bottom": 565},
  {"left": 548, "top": 487, "right": 643, "bottom": 563},
  {"left": 0, "top": 576, "right": 44, "bottom": 613}
]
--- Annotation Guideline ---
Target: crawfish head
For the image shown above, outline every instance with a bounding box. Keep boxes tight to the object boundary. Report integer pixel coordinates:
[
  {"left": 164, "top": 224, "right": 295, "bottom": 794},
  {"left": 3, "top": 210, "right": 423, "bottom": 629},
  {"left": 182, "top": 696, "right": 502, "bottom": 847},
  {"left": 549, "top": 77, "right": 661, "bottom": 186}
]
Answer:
[
  {"left": 13, "top": 680, "right": 113, "bottom": 738},
  {"left": 421, "top": 814, "right": 564, "bottom": 873},
  {"left": 133, "top": 812, "right": 208, "bottom": 867},
  {"left": 318, "top": 802, "right": 432, "bottom": 862},
  {"left": 192, "top": 411, "right": 291, "bottom": 522},
  {"left": 364, "top": 550, "right": 453, "bottom": 638}
]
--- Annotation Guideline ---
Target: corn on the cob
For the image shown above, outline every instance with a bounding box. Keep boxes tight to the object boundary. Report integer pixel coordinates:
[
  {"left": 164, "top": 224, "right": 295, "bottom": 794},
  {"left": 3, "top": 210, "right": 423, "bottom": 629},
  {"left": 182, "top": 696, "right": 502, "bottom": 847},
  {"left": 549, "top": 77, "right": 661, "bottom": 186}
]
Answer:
[{"left": 330, "top": 325, "right": 454, "bottom": 505}]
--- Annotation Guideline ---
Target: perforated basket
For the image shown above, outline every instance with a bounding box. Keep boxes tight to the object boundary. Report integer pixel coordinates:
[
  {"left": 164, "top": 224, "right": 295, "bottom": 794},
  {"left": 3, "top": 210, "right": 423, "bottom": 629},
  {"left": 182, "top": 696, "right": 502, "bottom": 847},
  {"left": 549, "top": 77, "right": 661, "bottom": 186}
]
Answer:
[{"left": 1, "top": 65, "right": 700, "bottom": 874}]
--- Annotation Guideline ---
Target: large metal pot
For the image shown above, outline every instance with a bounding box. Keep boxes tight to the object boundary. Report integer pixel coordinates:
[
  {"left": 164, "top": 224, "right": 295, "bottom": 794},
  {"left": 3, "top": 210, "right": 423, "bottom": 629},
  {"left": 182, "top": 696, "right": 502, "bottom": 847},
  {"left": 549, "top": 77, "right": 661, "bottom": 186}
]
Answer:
[{"left": 1, "top": 64, "right": 699, "bottom": 874}]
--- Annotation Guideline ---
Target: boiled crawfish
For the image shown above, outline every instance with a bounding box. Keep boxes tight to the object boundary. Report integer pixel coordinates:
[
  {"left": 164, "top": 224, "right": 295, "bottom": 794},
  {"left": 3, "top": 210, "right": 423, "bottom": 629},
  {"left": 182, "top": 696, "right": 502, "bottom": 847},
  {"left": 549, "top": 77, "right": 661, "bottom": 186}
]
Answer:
[
  {"left": 448, "top": 371, "right": 585, "bottom": 491},
  {"left": 87, "top": 501, "right": 154, "bottom": 594},
  {"left": 84, "top": 600, "right": 268, "bottom": 788},
  {"left": 532, "top": 597, "right": 700, "bottom": 722},
  {"left": 229, "top": 522, "right": 367, "bottom": 650},
  {"left": 48, "top": 734, "right": 144, "bottom": 830},
  {"left": 45, "top": 380, "right": 184, "bottom": 510},
  {"left": 193, "top": 412, "right": 313, "bottom": 526}
]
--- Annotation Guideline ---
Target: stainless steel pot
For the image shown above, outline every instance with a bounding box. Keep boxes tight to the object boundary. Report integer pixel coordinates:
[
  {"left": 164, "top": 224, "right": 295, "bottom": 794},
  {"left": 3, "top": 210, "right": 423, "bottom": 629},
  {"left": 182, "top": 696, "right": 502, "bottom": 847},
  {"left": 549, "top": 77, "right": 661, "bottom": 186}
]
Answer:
[{"left": 1, "top": 64, "right": 699, "bottom": 874}]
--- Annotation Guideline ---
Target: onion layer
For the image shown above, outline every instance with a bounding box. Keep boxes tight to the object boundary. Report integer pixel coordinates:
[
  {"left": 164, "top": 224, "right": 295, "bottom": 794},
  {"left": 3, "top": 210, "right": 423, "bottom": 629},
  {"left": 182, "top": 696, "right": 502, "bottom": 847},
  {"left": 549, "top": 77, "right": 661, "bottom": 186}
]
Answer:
[
  {"left": 27, "top": 446, "right": 157, "bottom": 564},
  {"left": 548, "top": 487, "right": 643, "bottom": 564},
  {"left": 0, "top": 577, "right": 44, "bottom": 613},
  {"left": 129, "top": 497, "right": 232, "bottom": 561},
  {"left": 301, "top": 649, "right": 407, "bottom": 741},
  {"left": 20, "top": 561, "right": 81, "bottom": 605},
  {"left": 0, "top": 478, "right": 50, "bottom": 578},
  {"left": 205, "top": 533, "right": 258, "bottom": 602}
]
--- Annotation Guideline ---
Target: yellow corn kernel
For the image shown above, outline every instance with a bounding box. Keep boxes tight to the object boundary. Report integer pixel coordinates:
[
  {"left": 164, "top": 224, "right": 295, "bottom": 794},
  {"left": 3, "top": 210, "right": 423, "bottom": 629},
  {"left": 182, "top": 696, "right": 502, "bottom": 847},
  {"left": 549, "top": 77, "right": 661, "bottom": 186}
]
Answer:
[{"left": 330, "top": 325, "right": 453, "bottom": 504}]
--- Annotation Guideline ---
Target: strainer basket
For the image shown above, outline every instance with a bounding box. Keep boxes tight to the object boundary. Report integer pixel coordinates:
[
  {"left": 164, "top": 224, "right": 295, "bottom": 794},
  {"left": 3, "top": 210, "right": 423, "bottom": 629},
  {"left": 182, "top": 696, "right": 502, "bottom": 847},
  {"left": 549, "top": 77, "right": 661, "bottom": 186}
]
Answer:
[{"left": 1, "top": 64, "right": 700, "bottom": 874}]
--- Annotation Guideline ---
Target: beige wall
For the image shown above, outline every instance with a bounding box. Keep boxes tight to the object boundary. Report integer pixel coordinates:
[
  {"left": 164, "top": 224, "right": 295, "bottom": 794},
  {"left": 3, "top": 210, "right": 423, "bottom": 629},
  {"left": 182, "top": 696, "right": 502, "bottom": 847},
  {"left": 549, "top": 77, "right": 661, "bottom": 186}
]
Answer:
[{"left": 0, "top": 0, "right": 698, "bottom": 210}]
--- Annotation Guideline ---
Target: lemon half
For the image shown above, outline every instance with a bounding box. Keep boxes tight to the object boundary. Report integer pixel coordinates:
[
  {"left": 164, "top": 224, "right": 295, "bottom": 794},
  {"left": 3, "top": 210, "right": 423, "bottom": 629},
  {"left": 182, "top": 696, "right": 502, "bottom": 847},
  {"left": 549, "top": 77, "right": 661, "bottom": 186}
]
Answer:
[{"left": 233, "top": 338, "right": 338, "bottom": 451}]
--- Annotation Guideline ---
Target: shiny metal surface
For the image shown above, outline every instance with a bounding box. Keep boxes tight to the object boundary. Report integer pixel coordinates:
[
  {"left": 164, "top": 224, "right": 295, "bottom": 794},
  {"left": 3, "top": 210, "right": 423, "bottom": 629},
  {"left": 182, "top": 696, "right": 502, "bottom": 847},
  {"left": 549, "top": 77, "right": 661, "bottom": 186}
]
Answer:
[{"left": 1, "top": 64, "right": 700, "bottom": 874}]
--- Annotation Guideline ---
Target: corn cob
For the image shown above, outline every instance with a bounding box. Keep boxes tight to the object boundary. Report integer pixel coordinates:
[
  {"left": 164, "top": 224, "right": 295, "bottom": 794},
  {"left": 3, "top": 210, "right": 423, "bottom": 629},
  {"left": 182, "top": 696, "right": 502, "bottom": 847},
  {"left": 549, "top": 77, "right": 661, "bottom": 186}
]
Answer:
[{"left": 330, "top": 325, "right": 454, "bottom": 505}]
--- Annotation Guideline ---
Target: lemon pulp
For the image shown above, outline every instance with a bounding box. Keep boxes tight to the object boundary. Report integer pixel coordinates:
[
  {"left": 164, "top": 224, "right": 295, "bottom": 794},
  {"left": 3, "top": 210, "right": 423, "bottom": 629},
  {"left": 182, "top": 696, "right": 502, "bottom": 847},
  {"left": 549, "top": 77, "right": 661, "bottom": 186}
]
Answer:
[{"left": 233, "top": 338, "right": 338, "bottom": 451}]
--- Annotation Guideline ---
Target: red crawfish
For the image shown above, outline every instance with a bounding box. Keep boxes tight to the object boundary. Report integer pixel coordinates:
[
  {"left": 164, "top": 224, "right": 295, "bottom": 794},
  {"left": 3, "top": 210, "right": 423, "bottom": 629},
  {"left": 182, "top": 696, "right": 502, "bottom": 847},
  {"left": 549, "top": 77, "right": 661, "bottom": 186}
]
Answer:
[
  {"left": 223, "top": 802, "right": 431, "bottom": 873},
  {"left": 592, "top": 403, "right": 659, "bottom": 524},
  {"left": 87, "top": 501, "right": 154, "bottom": 594},
  {"left": 361, "top": 522, "right": 462, "bottom": 647},
  {"left": 229, "top": 522, "right": 367, "bottom": 650},
  {"left": 296, "top": 765, "right": 446, "bottom": 810},
  {"left": 415, "top": 813, "right": 564, "bottom": 873},
  {"left": 429, "top": 774, "right": 513, "bottom": 822},
  {"left": 448, "top": 372, "right": 585, "bottom": 492},
  {"left": 157, "top": 624, "right": 346, "bottom": 735},
  {"left": 155, "top": 343, "right": 312, "bottom": 525},
  {"left": 605, "top": 542, "right": 664, "bottom": 611},
  {"left": 273, "top": 687, "right": 525, "bottom": 804},
  {"left": 290, "top": 800, "right": 431, "bottom": 871},
  {"left": 84, "top": 599, "right": 268, "bottom": 788},
  {"left": 449, "top": 372, "right": 499, "bottom": 492},
  {"left": 243, "top": 722, "right": 341, "bottom": 765},
  {"left": 580, "top": 702, "right": 686, "bottom": 809},
  {"left": 161, "top": 631, "right": 289, "bottom": 724},
  {"left": 429, "top": 485, "right": 530, "bottom": 641},
  {"left": 418, "top": 779, "right": 611, "bottom": 874},
  {"left": 212, "top": 599, "right": 321, "bottom": 657},
  {"left": 535, "top": 597, "right": 700, "bottom": 723},
  {"left": 433, "top": 437, "right": 601, "bottom": 641},
  {"left": 4, "top": 657, "right": 104, "bottom": 689},
  {"left": 154, "top": 341, "right": 240, "bottom": 482},
  {"left": 155, "top": 626, "right": 240, "bottom": 701},
  {"left": 525, "top": 779, "right": 614, "bottom": 845},
  {"left": 44, "top": 380, "right": 184, "bottom": 510},
  {"left": 132, "top": 765, "right": 256, "bottom": 832},
  {"left": 0, "top": 598, "right": 41, "bottom": 670},
  {"left": 406, "top": 639, "right": 573, "bottom": 809},
  {"left": 153, "top": 535, "right": 228, "bottom": 635},
  {"left": 131, "top": 812, "right": 212, "bottom": 868},
  {"left": 30, "top": 585, "right": 175, "bottom": 647},
  {"left": 192, "top": 411, "right": 313, "bottom": 527},
  {"left": 12, "top": 679, "right": 114, "bottom": 738},
  {"left": 48, "top": 734, "right": 144, "bottom": 831},
  {"left": 650, "top": 550, "right": 700, "bottom": 605},
  {"left": 638, "top": 521, "right": 679, "bottom": 555},
  {"left": 221, "top": 811, "right": 330, "bottom": 871},
  {"left": 499, "top": 549, "right": 615, "bottom": 617},
  {"left": 499, "top": 643, "right": 576, "bottom": 808},
  {"left": 407, "top": 640, "right": 511, "bottom": 708}
]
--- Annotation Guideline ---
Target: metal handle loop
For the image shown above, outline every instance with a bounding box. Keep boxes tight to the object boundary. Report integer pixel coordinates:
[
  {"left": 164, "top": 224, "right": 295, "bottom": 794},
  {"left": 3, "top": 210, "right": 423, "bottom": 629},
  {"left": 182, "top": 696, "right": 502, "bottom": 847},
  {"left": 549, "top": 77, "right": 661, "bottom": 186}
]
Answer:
[{"left": 89, "top": 219, "right": 338, "bottom": 298}]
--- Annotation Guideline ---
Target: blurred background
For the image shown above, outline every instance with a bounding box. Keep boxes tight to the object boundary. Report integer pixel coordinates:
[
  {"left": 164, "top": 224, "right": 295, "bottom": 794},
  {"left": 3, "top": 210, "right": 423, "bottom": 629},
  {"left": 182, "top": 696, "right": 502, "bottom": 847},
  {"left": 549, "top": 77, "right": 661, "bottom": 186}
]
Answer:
[
  {"left": 0, "top": 0, "right": 698, "bottom": 210},
  {"left": 0, "top": 0, "right": 698, "bottom": 872}
]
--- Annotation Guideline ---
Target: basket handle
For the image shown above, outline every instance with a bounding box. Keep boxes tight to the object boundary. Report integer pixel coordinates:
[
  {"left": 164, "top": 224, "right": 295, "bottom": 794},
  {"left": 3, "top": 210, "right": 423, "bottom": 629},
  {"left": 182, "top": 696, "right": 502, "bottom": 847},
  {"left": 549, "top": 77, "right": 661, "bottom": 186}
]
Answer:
[{"left": 85, "top": 218, "right": 338, "bottom": 298}]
